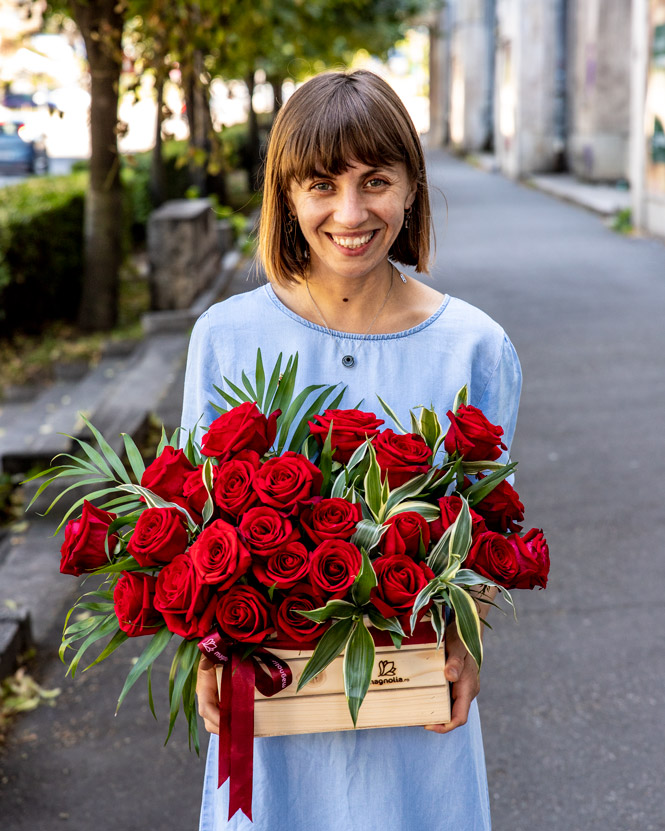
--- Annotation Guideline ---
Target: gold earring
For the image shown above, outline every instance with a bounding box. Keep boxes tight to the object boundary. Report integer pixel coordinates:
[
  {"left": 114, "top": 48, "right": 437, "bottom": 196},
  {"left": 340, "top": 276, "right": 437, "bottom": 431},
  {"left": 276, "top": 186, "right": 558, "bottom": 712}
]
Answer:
[
  {"left": 286, "top": 212, "right": 296, "bottom": 233},
  {"left": 403, "top": 207, "right": 412, "bottom": 230}
]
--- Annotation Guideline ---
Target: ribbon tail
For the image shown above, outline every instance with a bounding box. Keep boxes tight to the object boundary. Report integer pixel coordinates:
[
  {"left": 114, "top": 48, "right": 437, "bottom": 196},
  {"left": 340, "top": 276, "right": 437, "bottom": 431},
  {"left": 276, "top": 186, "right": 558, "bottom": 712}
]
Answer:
[
  {"left": 227, "top": 652, "right": 256, "bottom": 822},
  {"left": 218, "top": 655, "right": 233, "bottom": 788}
]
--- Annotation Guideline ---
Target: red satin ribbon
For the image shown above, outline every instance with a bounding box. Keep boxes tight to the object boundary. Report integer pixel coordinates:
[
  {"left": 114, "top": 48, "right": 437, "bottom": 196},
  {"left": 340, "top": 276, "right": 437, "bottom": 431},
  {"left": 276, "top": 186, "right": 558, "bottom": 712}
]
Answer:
[
  {"left": 197, "top": 622, "right": 439, "bottom": 822},
  {"left": 198, "top": 632, "right": 293, "bottom": 821}
]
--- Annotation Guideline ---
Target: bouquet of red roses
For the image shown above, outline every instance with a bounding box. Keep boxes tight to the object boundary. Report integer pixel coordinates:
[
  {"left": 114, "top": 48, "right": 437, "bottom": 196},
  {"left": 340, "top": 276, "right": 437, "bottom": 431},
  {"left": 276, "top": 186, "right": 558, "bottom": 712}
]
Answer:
[{"left": 30, "top": 349, "right": 548, "bottom": 820}]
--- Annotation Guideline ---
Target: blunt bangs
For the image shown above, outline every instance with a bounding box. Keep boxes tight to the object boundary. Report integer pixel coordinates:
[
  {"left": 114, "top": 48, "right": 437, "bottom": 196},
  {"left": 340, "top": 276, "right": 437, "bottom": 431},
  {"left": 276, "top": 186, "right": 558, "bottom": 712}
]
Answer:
[{"left": 259, "top": 70, "right": 431, "bottom": 285}]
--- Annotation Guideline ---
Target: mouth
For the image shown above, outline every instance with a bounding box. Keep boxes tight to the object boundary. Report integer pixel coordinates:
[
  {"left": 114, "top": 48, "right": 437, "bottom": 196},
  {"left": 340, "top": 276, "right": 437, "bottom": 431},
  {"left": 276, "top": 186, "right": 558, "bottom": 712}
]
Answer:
[{"left": 326, "top": 230, "right": 377, "bottom": 251}]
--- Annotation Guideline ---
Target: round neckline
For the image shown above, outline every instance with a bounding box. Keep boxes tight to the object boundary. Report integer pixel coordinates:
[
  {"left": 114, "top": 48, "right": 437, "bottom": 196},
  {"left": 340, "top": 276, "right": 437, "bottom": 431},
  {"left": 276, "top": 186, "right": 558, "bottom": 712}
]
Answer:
[{"left": 263, "top": 283, "right": 450, "bottom": 341}]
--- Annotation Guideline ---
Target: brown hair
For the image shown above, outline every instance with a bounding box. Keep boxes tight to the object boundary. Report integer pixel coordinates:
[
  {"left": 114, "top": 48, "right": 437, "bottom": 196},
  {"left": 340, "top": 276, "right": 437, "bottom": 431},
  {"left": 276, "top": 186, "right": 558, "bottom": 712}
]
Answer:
[{"left": 259, "top": 70, "right": 431, "bottom": 285}]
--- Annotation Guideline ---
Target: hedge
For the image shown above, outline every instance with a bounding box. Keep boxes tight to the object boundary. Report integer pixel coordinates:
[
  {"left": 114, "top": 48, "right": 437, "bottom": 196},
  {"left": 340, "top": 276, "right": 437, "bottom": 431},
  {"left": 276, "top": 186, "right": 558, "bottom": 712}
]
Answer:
[{"left": 0, "top": 173, "right": 87, "bottom": 336}]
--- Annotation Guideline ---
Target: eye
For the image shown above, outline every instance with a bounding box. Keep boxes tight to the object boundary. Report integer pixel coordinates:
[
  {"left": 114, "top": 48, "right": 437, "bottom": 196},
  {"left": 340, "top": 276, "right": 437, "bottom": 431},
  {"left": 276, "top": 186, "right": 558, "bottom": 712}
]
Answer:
[
  {"left": 311, "top": 181, "right": 333, "bottom": 192},
  {"left": 366, "top": 177, "right": 389, "bottom": 188}
]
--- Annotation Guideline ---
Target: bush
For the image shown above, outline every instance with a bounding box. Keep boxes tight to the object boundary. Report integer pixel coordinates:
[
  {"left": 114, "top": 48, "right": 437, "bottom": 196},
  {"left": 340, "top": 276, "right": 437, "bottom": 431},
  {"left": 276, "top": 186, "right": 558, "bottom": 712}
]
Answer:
[{"left": 0, "top": 174, "right": 87, "bottom": 336}]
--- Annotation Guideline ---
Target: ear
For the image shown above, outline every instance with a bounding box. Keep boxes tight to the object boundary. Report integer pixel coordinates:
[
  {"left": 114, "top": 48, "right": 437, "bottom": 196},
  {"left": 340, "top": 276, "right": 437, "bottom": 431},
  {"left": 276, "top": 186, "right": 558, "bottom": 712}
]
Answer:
[{"left": 405, "top": 180, "right": 417, "bottom": 210}]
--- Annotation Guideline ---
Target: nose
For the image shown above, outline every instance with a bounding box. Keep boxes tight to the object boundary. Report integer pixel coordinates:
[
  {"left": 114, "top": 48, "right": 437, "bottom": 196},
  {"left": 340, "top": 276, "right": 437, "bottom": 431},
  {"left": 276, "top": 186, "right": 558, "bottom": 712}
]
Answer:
[{"left": 333, "top": 186, "right": 369, "bottom": 228}]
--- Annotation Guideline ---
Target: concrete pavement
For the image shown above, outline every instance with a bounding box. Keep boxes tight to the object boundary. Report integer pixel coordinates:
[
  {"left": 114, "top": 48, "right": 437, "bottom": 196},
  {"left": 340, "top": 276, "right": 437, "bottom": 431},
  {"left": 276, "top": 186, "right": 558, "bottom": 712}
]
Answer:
[{"left": 1, "top": 150, "right": 665, "bottom": 830}]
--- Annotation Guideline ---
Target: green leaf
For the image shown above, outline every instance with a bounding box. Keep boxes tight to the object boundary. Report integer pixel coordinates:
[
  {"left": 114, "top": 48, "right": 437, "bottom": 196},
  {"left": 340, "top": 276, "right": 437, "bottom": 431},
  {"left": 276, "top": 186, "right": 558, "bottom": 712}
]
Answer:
[
  {"left": 376, "top": 395, "right": 409, "bottom": 434},
  {"left": 386, "top": 500, "right": 440, "bottom": 521},
  {"left": 350, "top": 519, "right": 384, "bottom": 553},
  {"left": 343, "top": 618, "right": 375, "bottom": 726},
  {"left": 297, "top": 617, "right": 355, "bottom": 692},
  {"left": 156, "top": 426, "right": 169, "bottom": 457},
  {"left": 263, "top": 352, "right": 284, "bottom": 413},
  {"left": 417, "top": 405, "right": 443, "bottom": 451},
  {"left": 255, "top": 349, "right": 266, "bottom": 408},
  {"left": 201, "top": 458, "right": 216, "bottom": 527},
  {"left": 366, "top": 607, "right": 405, "bottom": 637},
  {"left": 461, "top": 460, "right": 506, "bottom": 474},
  {"left": 221, "top": 375, "right": 254, "bottom": 405},
  {"left": 344, "top": 439, "right": 372, "bottom": 474},
  {"left": 352, "top": 548, "right": 377, "bottom": 606},
  {"left": 212, "top": 385, "right": 241, "bottom": 411},
  {"left": 430, "top": 601, "right": 445, "bottom": 649},
  {"left": 297, "top": 599, "right": 358, "bottom": 622},
  {"left": 287, "top": 384, "right": 344, "bottom": 455},
  {"left": 363, "top": 441, "right": 383, "bottom": 521},
  {"left": 452, "top": 385, "right": 468, "bottom": 414},
  {"left": 85, "top": 628, "right": 129, "bottom": 670},
  {"left": 69, "top": 435, "right": 116, "bottom": 481},
  {"left": 461, "top": 463, "right": 517, "bottom": 507},
  {"left": 122, "top": 433, "right": 146, "bottom": 482},
  {"left": 166, "top": 639, "right": 200, "bottom": 743},
  {"left": 409, "top": 577, "right": 443, "bottom": 633},
  {"left": 447, "top": 583, "right": 483, "bottom": 670},
  {"left": 116, "top": 626, "right": 173, "bottom": 713},
  {"left": 271, "top": 353, "right": 297, "bottom": 414},
  {"left": 448, "top": 497, "right": 473, "bottom": 563},
  {"left": 79, "top": 414, "right": 131, "bottom": 484},
  {"left": 384, "top": 467, "right": 440, "bottom": 515},
  {"left": 317, "top": 420, "right": 335, "bottom": 494},
  {"left": 241, "top": 370, "right": 257, "bottom": 401},
  {"left": 65, "top": 614, "right": 120, "bottom": 677},
  {"left": 426, "top": 524, "right": 452, "bottom": 575}
]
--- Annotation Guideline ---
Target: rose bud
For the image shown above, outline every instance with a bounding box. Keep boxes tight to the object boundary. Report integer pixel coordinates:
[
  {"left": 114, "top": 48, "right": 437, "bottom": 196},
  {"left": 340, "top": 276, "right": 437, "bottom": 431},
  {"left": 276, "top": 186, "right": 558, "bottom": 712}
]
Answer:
[
  {"left": 472, "top": 475, "right": 525, "bottom": 533},
  {"left": 429, "top": 495, "right": 487, "bottom": 542},
  {"left": 154, "top": 553, "right": 217, "bottom": 639},
  {"left": 252, "top": 542, "right": 312, "bottom": 590},
  {"left": 373, "top": 429, "right": 431, "bottom": 488},
  {"left": 141, "top": 446, "right": 197, "bottom": 513},
  {"left": 274, "top": 584, "right": 328, "bottom": 643},
  {"left": 113, "top": 572, "right": 163, "bottom": 637},
  {"left": 444, "top": 404, "right": 507, "bottom": 462},
  {"left": 213, "top": 450, "right": 260, "bottom": 521},
  {"left": 308, "top": 408, "right": 385, "bottom": 463},
  {"left": 464, "top": 531, "right": 521, "bottom": 588},
  {"left": 507, "top": 528, "right": 550, "bottom": 589},
  {"left": 370, "top": 554, "right": 435, "bottom": 619},
  {"left": 309, "top": 539, "right": 362, "bottom": 599},
  {"left": 238, "top": 506, "right": 300, "bottom": 558},
  {"left": 126, "top": 507, "right": 189, "bottom": 567},
  {"left": 188, "top": 519, "right": 251, "bottom": 590},
  {"left": 300, "top": 498, "right": 362, "bottom": 545},
  {"left": 201, "top": 402, "right": 279, "bottom": 462},
  {"left": 380, "top": 511, "right": 431, "bottom": 559},
  {"left": 253, "top": 452, "right": 323, "bottom": 514},
  {"left": 60, "top": 500, "right": 118, "bottom": 576},
  {"left": 216, "top": 585, "right": 275, "bottom": 643}
]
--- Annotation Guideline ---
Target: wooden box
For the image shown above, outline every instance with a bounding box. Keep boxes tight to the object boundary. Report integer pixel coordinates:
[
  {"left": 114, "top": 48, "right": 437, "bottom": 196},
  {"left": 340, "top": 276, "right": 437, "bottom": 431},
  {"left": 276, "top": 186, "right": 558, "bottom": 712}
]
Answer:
[{"left": 219, "top": 641, "right": 451, "bottom": 737}]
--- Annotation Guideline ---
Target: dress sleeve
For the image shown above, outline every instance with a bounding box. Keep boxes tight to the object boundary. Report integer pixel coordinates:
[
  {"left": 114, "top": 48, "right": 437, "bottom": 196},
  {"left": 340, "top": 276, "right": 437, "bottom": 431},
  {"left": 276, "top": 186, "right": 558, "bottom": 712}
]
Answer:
[
  {"left": 180, "top": 311, "right": 222, "bottom": 444},
  {"left": 477, "top": 332, "right": 522, "bottom": 455}
]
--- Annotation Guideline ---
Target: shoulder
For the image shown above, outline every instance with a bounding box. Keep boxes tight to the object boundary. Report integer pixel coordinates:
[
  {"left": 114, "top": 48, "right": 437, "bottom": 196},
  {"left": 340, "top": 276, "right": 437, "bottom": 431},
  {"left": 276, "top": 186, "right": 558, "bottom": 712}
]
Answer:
[{"left": 195, "top": 285, "right": 270, "bottom": 335}]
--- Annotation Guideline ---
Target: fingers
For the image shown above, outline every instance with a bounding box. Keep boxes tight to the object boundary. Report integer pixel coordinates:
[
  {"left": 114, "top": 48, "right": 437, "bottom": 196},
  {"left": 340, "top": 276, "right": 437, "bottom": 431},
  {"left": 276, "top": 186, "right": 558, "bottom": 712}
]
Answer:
[
  {"left": 424, "top": 638, "right": 480, "bottom": 735},
  {"left": 197, "top": 655, "right": 221, "bottom": 735}
]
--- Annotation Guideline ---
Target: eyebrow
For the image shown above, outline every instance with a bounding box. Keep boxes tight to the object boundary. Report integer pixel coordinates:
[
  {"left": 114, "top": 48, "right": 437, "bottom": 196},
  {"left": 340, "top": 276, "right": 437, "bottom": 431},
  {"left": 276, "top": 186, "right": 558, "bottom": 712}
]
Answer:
[{"left": 303, "top": 166, "right": 390, "bottom": 181}]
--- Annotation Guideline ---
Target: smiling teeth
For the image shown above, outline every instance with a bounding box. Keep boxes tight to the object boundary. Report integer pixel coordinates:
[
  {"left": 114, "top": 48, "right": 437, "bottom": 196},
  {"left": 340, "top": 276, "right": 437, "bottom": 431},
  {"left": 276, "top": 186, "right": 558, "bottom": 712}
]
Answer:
[{"left": 331, "top": 232, "right": 374, "bottom": 248}]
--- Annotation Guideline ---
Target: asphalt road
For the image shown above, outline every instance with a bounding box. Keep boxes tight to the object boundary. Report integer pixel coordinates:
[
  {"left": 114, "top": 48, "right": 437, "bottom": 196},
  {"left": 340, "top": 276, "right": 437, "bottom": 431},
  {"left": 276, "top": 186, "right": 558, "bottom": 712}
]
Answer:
[{"left": 1, "top": 150, "right": 664, "bottom": 831}]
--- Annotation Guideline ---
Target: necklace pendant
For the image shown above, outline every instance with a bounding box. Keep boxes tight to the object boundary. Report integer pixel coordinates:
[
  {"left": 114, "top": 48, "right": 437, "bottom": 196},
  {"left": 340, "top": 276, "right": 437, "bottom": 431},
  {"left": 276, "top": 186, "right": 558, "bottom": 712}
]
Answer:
[{"left": 342, "top": 355, "right": 355, "bottom": 368}]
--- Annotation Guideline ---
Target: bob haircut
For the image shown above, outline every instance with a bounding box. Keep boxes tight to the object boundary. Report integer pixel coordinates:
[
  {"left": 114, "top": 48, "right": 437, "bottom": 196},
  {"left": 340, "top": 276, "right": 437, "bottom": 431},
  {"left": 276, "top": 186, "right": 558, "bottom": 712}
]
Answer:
[{"left": 259, "top": 70, "right": 431, "bottom": 285}]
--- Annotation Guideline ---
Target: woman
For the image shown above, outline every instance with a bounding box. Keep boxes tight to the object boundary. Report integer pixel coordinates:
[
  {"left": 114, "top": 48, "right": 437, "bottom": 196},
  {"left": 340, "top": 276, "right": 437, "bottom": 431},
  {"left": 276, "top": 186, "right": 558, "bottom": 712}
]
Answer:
[{"left": 182, "top": 69, "right": 521, "bottom": 831}]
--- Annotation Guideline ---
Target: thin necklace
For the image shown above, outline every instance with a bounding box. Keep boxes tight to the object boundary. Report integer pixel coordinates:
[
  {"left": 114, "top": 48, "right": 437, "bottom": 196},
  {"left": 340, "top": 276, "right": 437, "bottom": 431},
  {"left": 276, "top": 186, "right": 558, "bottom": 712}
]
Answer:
[{"left": 305, "top": 265, "right": 407, "bottom": 369}]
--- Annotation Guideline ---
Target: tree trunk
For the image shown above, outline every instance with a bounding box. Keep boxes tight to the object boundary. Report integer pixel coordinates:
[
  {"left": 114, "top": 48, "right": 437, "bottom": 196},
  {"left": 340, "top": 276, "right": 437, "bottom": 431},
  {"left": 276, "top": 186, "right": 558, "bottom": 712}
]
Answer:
[
  {"left": 150, "top": 72, "right": 167, "bottom": 206},
  {"left": 246, "top": 70, "right": 261, "bottom": 189},
  {"left": 269, "top": 75, "right": 283, "bottom": 119},
  {"left": 70, "top": 0, "right": 124, "bottom": 332}
]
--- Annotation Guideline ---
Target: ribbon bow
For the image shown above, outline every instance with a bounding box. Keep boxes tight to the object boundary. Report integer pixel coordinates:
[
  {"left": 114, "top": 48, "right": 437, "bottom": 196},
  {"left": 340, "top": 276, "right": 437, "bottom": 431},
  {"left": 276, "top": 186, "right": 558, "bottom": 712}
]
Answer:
[{"left": 198, "top": 631, "right": 293, "bottom": 821}]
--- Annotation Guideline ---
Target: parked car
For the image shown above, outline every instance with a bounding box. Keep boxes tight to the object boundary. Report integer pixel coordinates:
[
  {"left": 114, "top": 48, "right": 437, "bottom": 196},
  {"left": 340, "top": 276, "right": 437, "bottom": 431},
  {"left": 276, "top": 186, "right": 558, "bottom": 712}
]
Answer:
[{"left": 0, "top": 119, "right": 49, "bottom": 174}]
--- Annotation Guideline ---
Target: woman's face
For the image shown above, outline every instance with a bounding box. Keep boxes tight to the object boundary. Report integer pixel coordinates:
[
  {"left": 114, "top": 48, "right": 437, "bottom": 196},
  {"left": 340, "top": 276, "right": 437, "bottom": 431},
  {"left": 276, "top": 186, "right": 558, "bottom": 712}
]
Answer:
[{"left": 288, "top": 160, "right": 416, "bottom": 283}]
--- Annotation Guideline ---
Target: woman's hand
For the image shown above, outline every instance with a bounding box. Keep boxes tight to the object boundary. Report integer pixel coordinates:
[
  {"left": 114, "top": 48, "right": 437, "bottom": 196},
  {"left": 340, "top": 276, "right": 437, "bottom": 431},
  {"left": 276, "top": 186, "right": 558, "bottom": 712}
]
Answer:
[
  {"left": 197, "top": 655, "right": 221, "bottom": 734},
  {"left": 424, "top": 617, "right": 481, "bottom": 735}
]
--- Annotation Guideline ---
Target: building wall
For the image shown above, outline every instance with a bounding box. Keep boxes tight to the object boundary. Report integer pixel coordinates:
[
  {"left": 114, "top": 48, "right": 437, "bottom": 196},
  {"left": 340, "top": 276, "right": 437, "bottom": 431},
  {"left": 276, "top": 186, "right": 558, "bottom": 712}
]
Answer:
[{"left": 567, "top": 0, "right": 632, "bottom": 181}]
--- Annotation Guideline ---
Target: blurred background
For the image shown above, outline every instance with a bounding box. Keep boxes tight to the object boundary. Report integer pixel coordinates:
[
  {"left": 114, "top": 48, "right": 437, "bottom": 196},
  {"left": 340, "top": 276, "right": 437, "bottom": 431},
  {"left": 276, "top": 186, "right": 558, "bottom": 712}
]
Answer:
[{"left": 1, "top": 2, "right": 665, "bottom": 830}]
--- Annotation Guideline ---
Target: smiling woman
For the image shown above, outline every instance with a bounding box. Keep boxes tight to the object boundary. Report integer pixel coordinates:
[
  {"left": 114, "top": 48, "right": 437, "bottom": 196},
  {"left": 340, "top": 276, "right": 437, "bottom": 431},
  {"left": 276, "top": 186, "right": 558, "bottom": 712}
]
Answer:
[{"left": 183, "top": 69, "right": 522, "bottom": 831}]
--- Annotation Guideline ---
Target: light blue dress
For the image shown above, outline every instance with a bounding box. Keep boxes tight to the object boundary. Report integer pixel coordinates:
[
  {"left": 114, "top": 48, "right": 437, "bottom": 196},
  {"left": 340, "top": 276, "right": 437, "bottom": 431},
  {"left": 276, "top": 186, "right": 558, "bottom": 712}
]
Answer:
[{"left": 180, "top": 282, "right": 522, "bottom": 831}]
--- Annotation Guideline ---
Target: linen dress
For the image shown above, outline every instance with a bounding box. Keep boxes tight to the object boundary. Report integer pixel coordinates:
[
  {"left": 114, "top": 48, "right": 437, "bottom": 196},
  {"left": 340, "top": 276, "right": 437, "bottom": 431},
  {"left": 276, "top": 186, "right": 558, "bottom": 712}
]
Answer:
[{"left": 180, "top": 282, "right": 522, "bottom": 831}]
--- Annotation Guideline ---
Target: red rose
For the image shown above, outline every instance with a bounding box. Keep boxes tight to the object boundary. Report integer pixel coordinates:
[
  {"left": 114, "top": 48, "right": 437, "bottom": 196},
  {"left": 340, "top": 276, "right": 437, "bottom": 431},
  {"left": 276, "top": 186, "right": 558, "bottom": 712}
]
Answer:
[
  {"left": 60, "top": 501, "right": 118, "bottom": 576},
  {"left": 182, "top": 465, "right": 217, "bottom": 522},
  {"left": 274, "top": 584, "right": 328, "bottom": 643},
  {"left": 252, "top": 542, "right": 311, "bottom": 589},
  {"left": 308, "top": 408, "right": 385, "bottom": 463},
  {"left": 201, "top": 402, "right": 279, "bottom": 462},
  {"left": 253, "top": 452, "right": 323, "bottom": 514},
  {"left": 472, "top": 475, "right": 525, "bottom": 533},
  {"left": 507, "top": 528, "right": 550, "bottom": 589},
  {"left": 113, "top": 572, "right": 163, "bottom": 637},
  {"left": 238, "top": 506, "right": 300, "bottom": 557},
  {"left": 215, "top": 585, "right": 274, "bottom": 643},
  {"left": 370, "top": 554, "right": 435, "bottom": 618},
  {"left": 464, "top": 531, "right": 520, "bottom": 588},
  {"left": 126, "top": 507, "right": 189, "bottom": 567},
  {"left": 380, "top": 511, "right": 431, "bottom": 559},
  {"left": 213, "top": 450, "right": 260, "bottom": 521},
  {"left": 373, "top": 429, "right": 431, "bottom": 488},
  {"left": 309, "top": 539, "right": 362, "bottom": 599},
  {"left": 188, "top": 519, "right": 251, "bottom": 589},
  {"left": 300, "top": 498, "right": 362, "bottom": 545},
  {"left": 154, "top": 553, "right": 217, "bottom": 639},
  {"left": 429, "top": 495, "right": 487, "bottom": 542},
  {"left": 444, "top": 404, "right": 507, "bottom": 462},
  {"left": 140, "top": 446, "right": 196, "bottom": 512}
]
